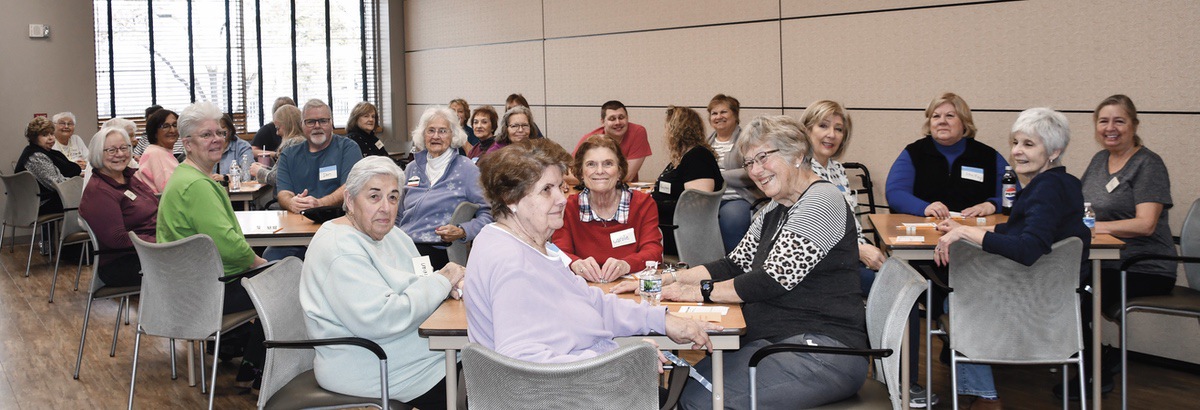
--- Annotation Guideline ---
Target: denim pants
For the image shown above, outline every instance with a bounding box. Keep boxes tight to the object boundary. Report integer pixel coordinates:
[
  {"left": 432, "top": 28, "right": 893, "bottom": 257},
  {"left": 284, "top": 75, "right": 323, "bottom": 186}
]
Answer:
[
  {"left": 717, "top": 198, "right": 753, "bottom": 253},
  {"left": 944, "top": 299, "right": 998, "bottom": 398}
]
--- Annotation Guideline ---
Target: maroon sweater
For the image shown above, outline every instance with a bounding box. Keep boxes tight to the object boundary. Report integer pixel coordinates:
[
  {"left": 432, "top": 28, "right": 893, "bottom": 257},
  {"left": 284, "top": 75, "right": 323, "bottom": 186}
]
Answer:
[{"left": 80, "top": 167, "right": 159, "bottom": 266}]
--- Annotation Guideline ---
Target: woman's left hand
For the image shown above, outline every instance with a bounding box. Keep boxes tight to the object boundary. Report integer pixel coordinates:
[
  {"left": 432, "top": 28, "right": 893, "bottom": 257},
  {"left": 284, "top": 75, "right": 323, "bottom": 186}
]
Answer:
[
  {"left": 450, "top": 279, "right": 466, "bottom": 300},
  {"left": 961, "top": 201, "right": 996, "bottom": 217},
  {"left": 858, "top": 243, "right": 886, "bottom": 271},
  {"left": 934, "top": 225, "right": 967, "bottom": 266},
  {"left": 599, "top": 258, "right": 630, "bottom": 283},
  {"left": 661, "top": 282, "right": 701, "bottom": 302},
  {"left": 435, "top": 225, "right": 466, "bottom": 242}
]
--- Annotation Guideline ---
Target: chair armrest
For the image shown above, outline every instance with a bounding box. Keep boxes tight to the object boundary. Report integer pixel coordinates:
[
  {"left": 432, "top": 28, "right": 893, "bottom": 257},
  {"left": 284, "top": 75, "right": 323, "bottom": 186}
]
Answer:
[
  {"left": 220, "top": 260, "right": 279, "bottom": 283},
  {"left": 658, "top": 224, "right": 679, "bottom": 232},
  {"left": 748, "top": 343, "right": 892, "bottom": 367},
  {"left": 1173, "top": 235, "right": 1181, "bottom": 246},
  {"left": 94, "top": 247, "right": 135, "bottom": 255},
  {"left": 1121, "top": 254, "right": 1200, "bottom": 271},
  {"left": 263, "top": 337, "right": 388, "bottom": 360},
  {"left": 413, "top": 241, "right": 452, "bottom": 248}
]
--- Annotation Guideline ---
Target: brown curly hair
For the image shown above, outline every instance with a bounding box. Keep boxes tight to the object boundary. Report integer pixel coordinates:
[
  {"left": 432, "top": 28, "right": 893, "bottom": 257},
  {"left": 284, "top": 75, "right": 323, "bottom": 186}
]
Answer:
[
  {"left": 25, "top": 117, "right": 54, "bottom": 145},
  {"left": 477, "top": 139, "right": 572, "bottom": 219},
  {"left": 664, "top": 106, "right": 715, "bottom": 166}
]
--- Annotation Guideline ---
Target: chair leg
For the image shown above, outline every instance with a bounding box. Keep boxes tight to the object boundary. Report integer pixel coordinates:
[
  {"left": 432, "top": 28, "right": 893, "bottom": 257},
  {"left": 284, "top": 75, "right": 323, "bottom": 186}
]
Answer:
[
  {"left": 50, "top": 237, "right": 64, "bottom": 302},
  {"left": 208, "top": 333, "right": 221, "bottom": 410},
  {"left": 25, "top": 228, "right": 36, "bottom": 277},
  {"left": 73, "top": 243, "right": 86, "bottom": 291},
  {"left": 128, "top": 329, "right": 143, "bottom": 410},
  {"left": 749, "top": 367, "right": 758, "bottom": 410},
  {"left": 125, "top": 300, "right": 131, "bottom": 325},
  {"left": 170, "top": 338, "right": 178, "bottom": 380},
  {"left": 1062, "top": 364, "right": 1068, "bottom": 410},
  {"left": 199, "top": 340, "right": 207, "bottom": 394},
  {"left": 1077, "top": 359, "right": 1088, "bottom": 410},
  {"left": 951, "top": 352, "right": 959, "bottom": 410},
  {"left": 111, "top": 298, "right": 124, "bottom": 357},
  {"left": 74, "top": 296, "right": 96, "bottom": 379}
]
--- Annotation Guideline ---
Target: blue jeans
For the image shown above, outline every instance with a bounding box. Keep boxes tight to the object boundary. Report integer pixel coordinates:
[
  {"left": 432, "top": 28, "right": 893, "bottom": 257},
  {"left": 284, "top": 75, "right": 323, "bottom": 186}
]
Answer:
[
  {"left": 263, "top": 245, "right": 307, "bottom": 261},
  {"left": 943, "top": 299, "right": 998, "bottom": 398},
  {"left": 717, "top": 198, "right": 752, "bottom": 253}
]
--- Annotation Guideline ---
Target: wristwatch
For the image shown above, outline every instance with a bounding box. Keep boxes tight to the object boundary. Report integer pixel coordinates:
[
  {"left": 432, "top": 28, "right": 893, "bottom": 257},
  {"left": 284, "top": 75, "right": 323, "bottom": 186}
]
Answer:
[{"left": 700, "top": 280, "right": 713, "bottom": 304}]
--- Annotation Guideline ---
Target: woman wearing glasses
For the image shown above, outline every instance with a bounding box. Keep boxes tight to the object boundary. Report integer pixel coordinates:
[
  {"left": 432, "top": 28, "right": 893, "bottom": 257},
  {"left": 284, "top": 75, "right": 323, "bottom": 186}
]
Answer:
[
  {"left": 135, "top": 108, "right": 181, "bottom": 194},
  {"left": 80, "top": 127, "right": 159, "bottom": 287},
  {"left": 50, "top": 112, "right": 89, "bottom": 169},
  {"left": 396, "top": 106, "right": 492, "bottom": 270},
  {"left": 652, "top": 106, "right": 723, "bottom": 256},
  {"left": 212, "top": 114, "right": 253, "bottom": 178},
  {"left": 492, "top": 105, "right": 541, "bottom": 153}
]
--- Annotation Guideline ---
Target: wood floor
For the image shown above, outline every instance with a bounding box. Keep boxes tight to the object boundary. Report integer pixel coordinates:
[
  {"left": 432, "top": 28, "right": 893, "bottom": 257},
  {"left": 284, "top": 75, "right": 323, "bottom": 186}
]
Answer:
[{"left": 1, "top": 241, "right": 1197, "bottom": 409}]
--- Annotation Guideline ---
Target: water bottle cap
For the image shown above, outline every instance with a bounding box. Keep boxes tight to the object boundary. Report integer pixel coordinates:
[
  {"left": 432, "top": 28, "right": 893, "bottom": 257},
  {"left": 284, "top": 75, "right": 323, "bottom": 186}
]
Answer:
[
  {"left": 645, "top": 261, "right": 658, "bottom": 269},
  {"left": 1084, "top": 202, "right": 1091, "bottom": 206}
]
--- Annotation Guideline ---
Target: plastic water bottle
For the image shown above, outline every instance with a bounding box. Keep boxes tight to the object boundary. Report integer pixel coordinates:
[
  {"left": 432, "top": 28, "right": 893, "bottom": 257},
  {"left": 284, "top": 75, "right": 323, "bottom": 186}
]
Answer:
[
  {"left": 638, "top": 261, "right": 661, "bottom": 306},
  {"left": 228, "top": 161, "right": 243, "bottom": 191},
  {"left": 240, "top": 153, "right": 253, "bottom": 181},
  {"left": 1001, "top": 166, "right": 1017, "bottom": 215},
  {"left": 1083, "top": 202, "right": 1096, "bottom": 238}
]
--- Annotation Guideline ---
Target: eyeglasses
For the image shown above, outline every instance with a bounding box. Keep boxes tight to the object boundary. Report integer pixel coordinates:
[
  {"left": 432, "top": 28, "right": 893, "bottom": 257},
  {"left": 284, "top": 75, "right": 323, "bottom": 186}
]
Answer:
[
  {"left": 160, "top": 123, "right": 178, "bottom": 130},
  {"left": 742, "top": 149, "right": 780, "bottom": 170},
  {"left": 102, "top": 144, "right": 132, "bottom": 155},
  {"left": 508, "top": 123, "right": 530, "bottom": 130},
  {"left": 56, "top": 121, "right": 75, "bottom": 127},
  {"left": 425, "top": 127, "right": 451, "bottom": 136},
  {"left": 194, "top": 130, "right": 228, "bottom": 140},
  {"left": 303, "top": 118, "right": 332, "bottom": 127}
]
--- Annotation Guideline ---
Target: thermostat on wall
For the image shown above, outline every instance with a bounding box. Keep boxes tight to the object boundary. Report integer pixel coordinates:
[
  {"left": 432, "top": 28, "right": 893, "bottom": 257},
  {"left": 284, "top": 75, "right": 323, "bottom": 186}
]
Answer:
[{"left": 29, "top": 24, "right": 50, "bottom": 38}]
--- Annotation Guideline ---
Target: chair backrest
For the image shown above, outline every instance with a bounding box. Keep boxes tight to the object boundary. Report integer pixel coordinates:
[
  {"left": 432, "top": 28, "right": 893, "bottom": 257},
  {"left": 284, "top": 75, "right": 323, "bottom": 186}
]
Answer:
[
  {"left": 240, "top": 257, "right": 307, "bottom": 409},
  {"left": 672, "top": 187, "right": 725, "bottom": 266},
  {"left": 55, "top": 176, "right": 85, "bottom": 240},
  {"left": 1, "top": 172, "right": 41, "bottom": 228},
  {"left": 842, "top": 162, "right": 882, "bottom": 244},
  {"left": 1180, "top": 198, "right": 1200, "bottom": 291},
  {"left": 446, "top": 201, "right": 481, "bottom": 266},
  {"left": 866, "top": 258, "right": 928, "bottom": 410},
  {"left": 462, "top": 342, "right": 659, "bottom": 410},
  {"left": 129, "top": 232, "right": 226, "bottom": 340},
  {"left": 948, "top": 237, "right": 1084, "bottom": 362}
]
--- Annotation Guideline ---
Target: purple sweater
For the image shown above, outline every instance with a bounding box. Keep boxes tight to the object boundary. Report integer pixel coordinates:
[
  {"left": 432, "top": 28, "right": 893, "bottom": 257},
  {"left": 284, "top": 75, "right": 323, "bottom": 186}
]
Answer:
[{"left": 465, "top": 224, "right": 667, "bottom": 363}]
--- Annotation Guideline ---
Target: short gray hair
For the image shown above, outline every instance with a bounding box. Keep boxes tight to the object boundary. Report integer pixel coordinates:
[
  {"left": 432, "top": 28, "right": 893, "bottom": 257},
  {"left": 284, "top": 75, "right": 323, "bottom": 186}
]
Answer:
[
  {"left": 343, "top": 156, "right": 405, "bottom": 211},
  {"left": 410, "top": 105, "right": 468, "bottom": 150},
  {"left": 178, "top": 102, "right": 224, "bottom": 146},
  {"left": 736, "top": 115, "right": 812, "bottom": 171},
  {"left": 87, "top": 127, "right": 131, "bottom": 171},
  {"left": 102, "top": 117, "right": 138, "bottom": 140},
  {"left": 52, "top": 112, "right": 76, "bottom": 124},
  {"left": 301, "top": 99, "right": 330, "bottom": 117},
  {"left": 1011, "top": 107, "right": 1070, "bottom": 165}
]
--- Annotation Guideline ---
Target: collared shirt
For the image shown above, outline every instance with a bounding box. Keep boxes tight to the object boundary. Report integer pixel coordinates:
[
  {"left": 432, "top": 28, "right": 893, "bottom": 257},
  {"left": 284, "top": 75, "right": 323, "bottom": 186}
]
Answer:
[{"left": 578, "top": 187, "right": 631, "bottom": 224}]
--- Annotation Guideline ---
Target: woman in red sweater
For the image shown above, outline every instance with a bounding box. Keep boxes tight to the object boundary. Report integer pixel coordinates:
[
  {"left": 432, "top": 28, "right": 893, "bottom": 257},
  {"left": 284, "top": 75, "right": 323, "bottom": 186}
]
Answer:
[{"left": 552, "top": 136, "right": 663, "bottom": 283}]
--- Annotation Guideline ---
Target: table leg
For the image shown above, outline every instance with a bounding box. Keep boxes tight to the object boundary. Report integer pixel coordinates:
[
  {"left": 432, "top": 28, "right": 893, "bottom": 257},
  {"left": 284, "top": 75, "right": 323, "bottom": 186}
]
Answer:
[
  {"left": 901, "top": 324, "right": 910, "bottom": 410},
  {"left": 187, "top": 340, "right": 195, "bottom": 387},
  {"left": 712, "top": 350, "right": 724, "bottom": 409},
  {"left": 445, "top": 349, "right": 458, "bottom": 409},
  {"left": 1092, "top": 259, "right": 1102, "bottom": 407}
]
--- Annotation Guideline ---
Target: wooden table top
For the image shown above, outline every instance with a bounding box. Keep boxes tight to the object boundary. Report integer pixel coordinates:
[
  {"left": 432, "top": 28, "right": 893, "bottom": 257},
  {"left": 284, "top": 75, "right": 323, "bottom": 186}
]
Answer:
[
  {"left": 419, "top": 279, "right": 747, "bottom": 338},
  {"left": 868, "top": 213, "right": 1125, "bottom": 252},
  {"left": 235, "top": 210, "right": 321, "bottom": 238},
  {"left": 230, "top": 181, "right": 269, "bottom": 194}
]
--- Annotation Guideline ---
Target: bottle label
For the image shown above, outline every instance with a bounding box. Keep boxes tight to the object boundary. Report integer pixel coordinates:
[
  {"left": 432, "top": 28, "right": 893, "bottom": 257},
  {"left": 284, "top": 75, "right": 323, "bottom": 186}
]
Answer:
[
  {"left": 641, "top": 277, "right": 662, "bottom": 293},
  {"left": 1083, "top": 217, "right": 1095, "bottom": 229},
  {"left": 1002, "top": 184, "right": 1016, "bottom": 207}
]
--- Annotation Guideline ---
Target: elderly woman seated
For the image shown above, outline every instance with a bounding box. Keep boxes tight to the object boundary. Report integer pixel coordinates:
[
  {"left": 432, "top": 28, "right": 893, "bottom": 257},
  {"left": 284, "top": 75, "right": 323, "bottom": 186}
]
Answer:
[
  {"left": 17, "top": 117, "right": 83, "bottom": 216},
  {"left": 397, "top": 106, "right": 492, "bottom": 270},
  {"left": 80, "top": 127, "right": 159, "bottom": 287},
  {"left": 466, "top": 139, "right": 715, "bottom": 368},
  {"left": 933, "top": 108, "right": 1091, "bottom": 408},
  {"left": 616, "top": 115, "right": 869, "bottom": 409},
  {"left": 300, "top": 156, "right": 465, "bottom": 409},
  {"left": 212, "top": 114, "right": 252, "bottom": 178},
  {"left": 156, "top": 102, "right": 269, "bottom": 385},
  {"left": 551, "top": 135, "right": 663, "bottom": 283}
]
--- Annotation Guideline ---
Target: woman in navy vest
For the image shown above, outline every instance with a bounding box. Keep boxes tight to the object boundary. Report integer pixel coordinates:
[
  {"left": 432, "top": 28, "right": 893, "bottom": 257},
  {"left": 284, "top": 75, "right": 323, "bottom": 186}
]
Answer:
[{"left": 886, "top": 93, "right": 1009, "bottom": 218}]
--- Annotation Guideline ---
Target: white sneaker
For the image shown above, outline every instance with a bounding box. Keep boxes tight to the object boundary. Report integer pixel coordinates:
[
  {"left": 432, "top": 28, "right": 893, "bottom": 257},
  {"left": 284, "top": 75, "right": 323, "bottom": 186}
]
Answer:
[{"left": 909, "top": 384, "right": 939, "bottom": 408}]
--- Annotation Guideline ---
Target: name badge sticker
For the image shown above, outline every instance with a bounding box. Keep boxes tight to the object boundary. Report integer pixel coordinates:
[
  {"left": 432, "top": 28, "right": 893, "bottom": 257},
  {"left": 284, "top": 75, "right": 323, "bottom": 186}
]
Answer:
[
  {"left": 610, "top": 228, "right": 636, "bottom": 248},
  {"left": 961, "top": 166, "right": 984, "bottom": 183},
  {"left": 658, "top": 181, "right": 672, "bottom": 194},
  {"left": 374, "top": 140, "right": 385, "bottom": 149},
  {"left": 1106, "top": 176, "right": 1120, "bottom": 193},
  {"left": 407, "top": 175, "right": 421, "bottom": 187},
  {"left": 123, "top": 190, "right": 138, "bottom": 201},
  {"left": 412, "top": 255, "right": 434, "bottom": 277},
  {"left": 318, "top": 165, "right": 337, "bottom": 181}
]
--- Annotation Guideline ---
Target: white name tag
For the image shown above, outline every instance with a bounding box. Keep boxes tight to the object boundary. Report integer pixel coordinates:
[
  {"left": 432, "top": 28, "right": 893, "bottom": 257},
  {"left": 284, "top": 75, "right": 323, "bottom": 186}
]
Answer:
[
  {"left": 374, "top": 140, "right": 385, "bottom": 149},
  {"left": 123, "top": 190, "right": 138, "bottom": 201},
  {"left": 961, "top": 166, "right": 984, "bottom": 183},
  {"left": 412, "top": 255, "right": 434, "bottom": 277},
  {"left": 610, "top": 228, "right": 636, "bottom": 248},
  {"left": 318, "top": 165, "right": 337, "bottom": 181},
  {"left": 1106, "top": 176, "right": 1120, "bottom": 193},
  {"left": 658, "top": 181, "right": 672, "bottom": 194},
  {"left": 406, "top": 175, "right": 421, "bottom": 187}
]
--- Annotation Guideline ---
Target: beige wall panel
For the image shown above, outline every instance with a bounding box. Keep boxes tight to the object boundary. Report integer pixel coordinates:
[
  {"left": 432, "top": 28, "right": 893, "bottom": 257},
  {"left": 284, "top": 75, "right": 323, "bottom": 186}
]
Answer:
[
  {"left": 781, "top": 0, "right": 1200, "bottom": 111},
  {"left": 782, "top": 0, "right": 980, "bottom": 18},
  {"left": 406, "top": 42, "right": 545, "bottom": 105},
  {"left": 404, "top": 0, "right": 543, "bottom": 50},
  {"left": 545, "top": 22, "right": 782, "bottom": 107},
  {"left": 543, "top": 0, "right": 778, "bottom": 38}
]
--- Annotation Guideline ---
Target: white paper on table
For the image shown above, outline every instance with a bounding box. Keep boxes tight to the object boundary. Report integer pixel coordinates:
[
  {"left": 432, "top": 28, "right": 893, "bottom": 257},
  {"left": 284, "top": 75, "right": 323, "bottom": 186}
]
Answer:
[
  {"left": 901, "top": 222, "right": 937, "bottom": 228},
  {"left": 948, "top": 211, "right": 963, "bottom": 218},
  {"left": 680, "top": 306, "right": 729, "bottom": 315},
  {"left": 895, "top": 236, "right": 925, "bottom": 243},
  {"left": 235, "top": 211, "right": 282, "bottom": 234}
]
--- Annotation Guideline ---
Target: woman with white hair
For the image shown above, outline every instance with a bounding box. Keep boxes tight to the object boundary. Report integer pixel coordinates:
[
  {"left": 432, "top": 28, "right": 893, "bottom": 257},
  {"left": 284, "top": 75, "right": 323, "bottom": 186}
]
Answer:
[
  {"left": 301, "top": 156, "right": 465, "bottom": 409},
  {"left": 933, "top": 107, "right": 1091, "bottom": 409},
  {"left": 491, "top": 105, "right": 541, "bottom": 152},
  {"left": 101, "top": 117, "right": 141, "bottom": 166},
  {"left": 396, "top": 106, "right": 493, "bottom": 270},
  {"left": 51, "top": 111, "right": 89, "bottom": 169},
  {"left": 80, "top": 127, "right": 158, "bottom": 287}
]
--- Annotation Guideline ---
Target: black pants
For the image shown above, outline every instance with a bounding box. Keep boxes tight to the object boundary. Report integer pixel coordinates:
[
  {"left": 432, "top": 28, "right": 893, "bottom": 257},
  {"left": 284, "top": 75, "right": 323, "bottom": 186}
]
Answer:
[
  {"left": 1079, "top": 269, "right": 1176, "bottom": 377},
  {"left": 414, "top": 243, "right": 450, "bottom": 271},
  {"left": 223, "top": 281, "right": 265, "bottom": 370},
  {"left": 405, "top": 362, "right": 463, "bottom": 410},
  {"left": 96, "top": 253, "right": 143, "bottom": 287}
]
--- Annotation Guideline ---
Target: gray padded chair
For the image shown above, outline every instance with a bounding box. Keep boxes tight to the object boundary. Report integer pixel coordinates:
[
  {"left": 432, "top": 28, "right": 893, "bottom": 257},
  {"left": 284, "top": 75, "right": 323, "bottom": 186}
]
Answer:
[
  {"left": 73, "top": 219, "right": 141, "bottom": 379},
  {"left": 661, "top": 187, "right": 725, "bottom": 266},
  {"left": 446, "top": 201, "right": 481, "bottom": 266},
  {"left": 1115, "top": 198, "right": 1200, "bottom": 409},
  {"left": 462, "top": 342, "right": 660, "bottom": 410},
  {"left": 1, "top": 171, "right": 65, "bottom": 277},
  {"left": 947, "top": 238, "right": 1086, "bottom": 410},
  {"left": 50, "top": 176, "right": 89, "bottom": 302},
  {"left": 127, "top": 233, "right": 259, "bottom": 410},
  {"left": 749, "top": 258, "right": 927, "bottom": 410},
  {"left": 240, "top": 256, "right": 411, "bottom": 410}
]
